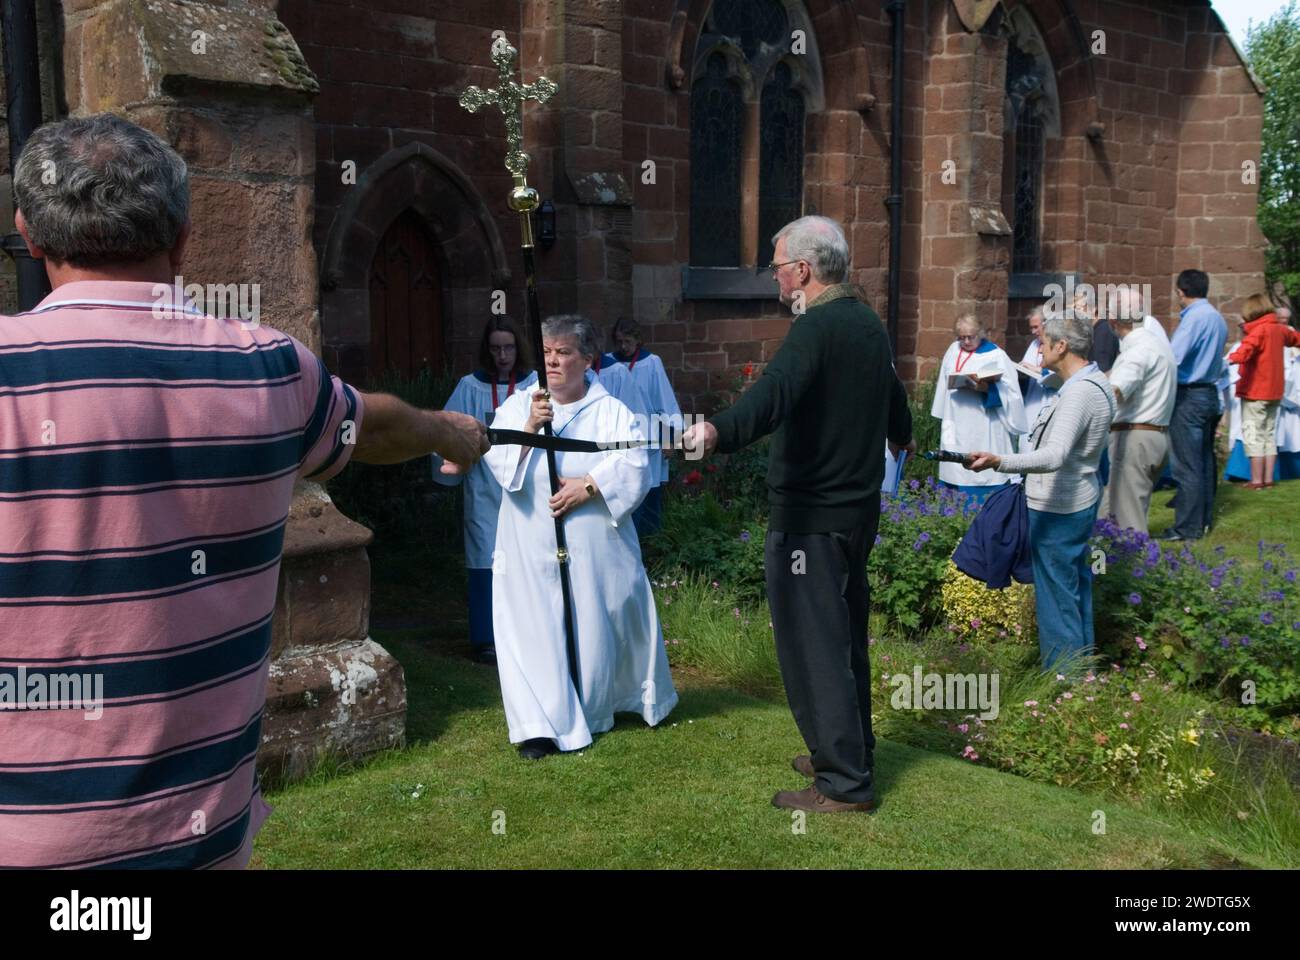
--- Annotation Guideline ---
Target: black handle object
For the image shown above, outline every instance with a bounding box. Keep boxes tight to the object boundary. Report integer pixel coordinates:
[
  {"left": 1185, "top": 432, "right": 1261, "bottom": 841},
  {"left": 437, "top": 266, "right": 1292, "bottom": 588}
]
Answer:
[{"left": 923, "top": 449, "right": 973, "bottom": 464}]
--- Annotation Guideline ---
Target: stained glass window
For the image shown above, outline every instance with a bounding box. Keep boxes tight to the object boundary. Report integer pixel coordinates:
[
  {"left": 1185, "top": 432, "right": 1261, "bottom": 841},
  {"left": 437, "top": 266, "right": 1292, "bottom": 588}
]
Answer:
[
  {"left": 758, "top": 61, "right": 805, "bottom": 268},
  {"left": 1006, "top": 41, "right": 1044, "bottom": 273},
  {"left": 690, "top": 53, "right": 743, "bottom": 267},
  {"left": 1012, "top": 110, "right": 1043, "bottom": 273}
]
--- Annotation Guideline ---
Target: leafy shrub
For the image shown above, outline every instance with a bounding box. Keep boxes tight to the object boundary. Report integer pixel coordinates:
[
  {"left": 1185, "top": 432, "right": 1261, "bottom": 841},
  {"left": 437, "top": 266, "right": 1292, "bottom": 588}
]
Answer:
[
  {"left": 868, "top": 478, "right": 981, "bottom": 631},
  {"left": 1092, "top": 519, "right": 1300, "bottom": 717},
  {"left": 643, "top": 493, "right": 766, "bottom": 603},
  {"left": 940, "top": 559, "right": 1036, "bottom": 643}
]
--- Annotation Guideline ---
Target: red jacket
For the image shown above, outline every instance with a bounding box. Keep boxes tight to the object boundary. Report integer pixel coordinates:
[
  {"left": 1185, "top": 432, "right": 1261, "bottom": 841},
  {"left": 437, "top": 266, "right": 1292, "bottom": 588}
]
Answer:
[{"left": 1229, "top": 314, "right": 1300, "bottom": 401}]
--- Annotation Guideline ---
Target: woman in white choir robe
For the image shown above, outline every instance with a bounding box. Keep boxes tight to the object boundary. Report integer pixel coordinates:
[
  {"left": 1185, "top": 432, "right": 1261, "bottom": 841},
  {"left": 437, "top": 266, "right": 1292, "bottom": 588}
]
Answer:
[
  {"left": 930, "top": 312, "right": 1028, "bottom": 503},
  {"left": 432, "top": 317, "right": 538, "bottom": 664},
  {"left": 484, "top": 314, "right": 678, "bottom": 760}
]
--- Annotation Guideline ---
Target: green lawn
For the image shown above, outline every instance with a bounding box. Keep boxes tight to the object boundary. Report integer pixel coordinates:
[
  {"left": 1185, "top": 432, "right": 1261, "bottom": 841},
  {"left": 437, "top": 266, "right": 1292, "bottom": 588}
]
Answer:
[{"left": 253, "top": 632, "right": 1260, "bottom": 869}]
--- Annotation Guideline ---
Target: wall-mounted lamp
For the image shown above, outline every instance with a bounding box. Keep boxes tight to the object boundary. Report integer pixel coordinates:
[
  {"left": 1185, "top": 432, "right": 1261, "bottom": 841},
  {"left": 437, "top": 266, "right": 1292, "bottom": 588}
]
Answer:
[{"left": 537, "top": 200, "right": 557, "bottom": 251}]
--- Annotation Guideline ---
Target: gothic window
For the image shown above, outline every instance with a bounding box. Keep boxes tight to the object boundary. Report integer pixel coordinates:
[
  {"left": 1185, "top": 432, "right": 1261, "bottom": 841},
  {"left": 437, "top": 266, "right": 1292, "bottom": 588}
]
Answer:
[
  {"left": 1001, "top": 10, "right": 1061, "bottom": 279},
  {"left": 690, "top": 53, "right": 744, "bottom": 267},
  {"left": 759, "top": 61, "right": 805, "bottom": 269},
  {"left": 688, "top": 0, "right": 821, "bottom": 281}
]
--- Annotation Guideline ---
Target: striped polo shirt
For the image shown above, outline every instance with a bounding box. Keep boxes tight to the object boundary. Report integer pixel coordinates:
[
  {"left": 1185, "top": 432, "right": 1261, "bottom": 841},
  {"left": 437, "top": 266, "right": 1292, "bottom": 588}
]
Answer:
[{"left": 0, "top": 280, "right": 363, "bottom": 869}]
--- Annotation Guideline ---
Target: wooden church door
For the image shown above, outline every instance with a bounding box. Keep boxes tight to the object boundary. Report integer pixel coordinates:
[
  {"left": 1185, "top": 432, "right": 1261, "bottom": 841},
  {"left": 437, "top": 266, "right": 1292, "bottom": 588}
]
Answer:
[{"left": 368, "top": 210, "right": 444, "bottom": 383}]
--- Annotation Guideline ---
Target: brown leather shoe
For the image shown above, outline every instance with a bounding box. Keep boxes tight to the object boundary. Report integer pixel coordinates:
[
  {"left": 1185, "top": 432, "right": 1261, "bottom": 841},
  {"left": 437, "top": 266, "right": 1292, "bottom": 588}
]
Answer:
[
  {"left": 771, "top": 784, "right": 875, "bottom": 813},
  {"left": 792, "top": 754, "right": 814, "bottom": 778}
]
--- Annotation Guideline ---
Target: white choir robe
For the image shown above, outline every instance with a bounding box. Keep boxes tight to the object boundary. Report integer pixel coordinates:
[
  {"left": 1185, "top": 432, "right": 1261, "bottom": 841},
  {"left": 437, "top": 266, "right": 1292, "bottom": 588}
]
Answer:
[
  {"left": 1277, "top": 346, "right": 1300, "bottom": 459},
  {"left": 432, "top": 369, "right": 539, "bottom": 568},
  {"left": 1019, "top": 338, "right": 1049, "bottom": 428},
  {"left": 930, "top": 339, "right": 1028, "bottom": 488},
  {"left": 484, "top": 376, "right": 678, "bottom": 750},
  {"left": 602, "top": 350, "right": 682, "bottom": 487}
]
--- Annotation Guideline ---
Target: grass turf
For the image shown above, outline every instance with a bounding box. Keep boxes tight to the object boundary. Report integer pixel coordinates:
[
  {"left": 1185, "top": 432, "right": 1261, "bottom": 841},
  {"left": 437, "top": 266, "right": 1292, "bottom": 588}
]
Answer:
[{"left": 252, "top": 631, "right": 1259, "bottom": 870}]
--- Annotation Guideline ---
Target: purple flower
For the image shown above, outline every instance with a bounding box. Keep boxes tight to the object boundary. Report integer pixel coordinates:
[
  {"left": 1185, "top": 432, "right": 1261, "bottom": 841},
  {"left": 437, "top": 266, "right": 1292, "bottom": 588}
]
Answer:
[
  {"left": 942, "top": 506, "right": 956, "bottom": 517},
  {"left": 1220, "top": 637, "right": 1231, "bottom": 648},
  {"left": 919, "top": 532, "right": 931, "bottom": 543},
  {"left": 1241, "top": 636, "right": 1251, "bottom": 646},
  {"left": 909, "top": 479, "right": 920, "bottom": 491},
  {"left": 1264, "top": 560, "right": 1274, "bottom": 572},
  {"left": 874, "top": 534, "right": 883, "bottom": 546},
  {"left": 740, "top": 530, "right": 751, "bottom": 543},
  {"left": 1287, "top": 570, "right": 1297, "bottom": 584},
  {"left": 1131, "top": 566, "right": 1145, "bottom": 579},
  {"left": 1128, "top": 592, "right": 1142, "bottom": 606}
]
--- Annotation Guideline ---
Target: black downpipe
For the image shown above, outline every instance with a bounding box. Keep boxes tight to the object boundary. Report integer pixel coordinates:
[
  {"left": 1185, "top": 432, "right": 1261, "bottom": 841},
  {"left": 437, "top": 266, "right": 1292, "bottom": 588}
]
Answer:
[
  {"left": 2, "top": 0, "right": 50, "bottom": 309},
  {"left": 885, "top": 0, "right": 905, "bottom": 355}
]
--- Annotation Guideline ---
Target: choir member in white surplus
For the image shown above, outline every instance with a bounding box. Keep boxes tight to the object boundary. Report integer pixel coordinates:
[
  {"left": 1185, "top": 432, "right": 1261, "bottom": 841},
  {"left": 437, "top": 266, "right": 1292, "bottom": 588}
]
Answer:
[
  {"left": 930, "top": 313, "right": 1027, "bottom": 504},
  {"left": 1018, "top": 306, "right": 1052, "bottom": 427},
  {"left": 599, "top": 317, "right": 683, "bottom": 535},
  {"left": 432, "top": 317, "right": 539, "bottom": 664},
  {"left": 484, "top": 314, "right": 678, "bottom": 760}
]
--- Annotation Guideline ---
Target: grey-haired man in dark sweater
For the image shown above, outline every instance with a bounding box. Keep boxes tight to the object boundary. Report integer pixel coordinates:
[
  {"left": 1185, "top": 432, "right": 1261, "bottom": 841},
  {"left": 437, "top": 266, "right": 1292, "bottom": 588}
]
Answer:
[{"left": 683, "top": 216, "right": 913, "bottom": 813}]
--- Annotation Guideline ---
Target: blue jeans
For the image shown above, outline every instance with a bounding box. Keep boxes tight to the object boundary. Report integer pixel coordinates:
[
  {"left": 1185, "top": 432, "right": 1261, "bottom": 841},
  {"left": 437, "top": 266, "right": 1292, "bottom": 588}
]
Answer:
[
  {"left": 1028, "top": 503, "right": 1099, "bottom": 671},
  {"left": 1168, "top": 385, "right": 1219, "bottom": 538}
]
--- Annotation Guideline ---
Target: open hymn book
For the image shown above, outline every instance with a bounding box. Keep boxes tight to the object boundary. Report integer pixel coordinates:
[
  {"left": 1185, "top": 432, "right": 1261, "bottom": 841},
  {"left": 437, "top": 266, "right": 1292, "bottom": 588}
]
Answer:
[
  {"left": 947, "top": 367, "right": 1003, "bottom": 391},
  {"left": 1012, "top": 360, "right": 1064, "bottom": 391}
]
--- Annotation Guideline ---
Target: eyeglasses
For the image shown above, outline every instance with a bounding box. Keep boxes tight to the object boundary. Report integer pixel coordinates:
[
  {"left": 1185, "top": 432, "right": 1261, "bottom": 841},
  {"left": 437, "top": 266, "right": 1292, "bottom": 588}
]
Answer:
[
  {"left": 488, "top": 344, "right": 517, "bottom": 354},
  {"left": 767, "top": 259, "right": 805, "bottom": 276}
]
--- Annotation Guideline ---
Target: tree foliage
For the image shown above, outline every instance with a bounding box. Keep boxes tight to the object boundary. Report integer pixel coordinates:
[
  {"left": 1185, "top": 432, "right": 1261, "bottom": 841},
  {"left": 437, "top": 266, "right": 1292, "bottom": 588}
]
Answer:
[{"left": 1247, "top": 2, "right": 1300, "bottom": 307}]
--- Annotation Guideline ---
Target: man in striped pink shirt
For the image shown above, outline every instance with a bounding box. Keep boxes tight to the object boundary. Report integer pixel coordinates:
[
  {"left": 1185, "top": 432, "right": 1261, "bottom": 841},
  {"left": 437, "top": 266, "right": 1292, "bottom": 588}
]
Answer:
[{"left": 1, "top": 114, "right": 487, "bottom": 868}]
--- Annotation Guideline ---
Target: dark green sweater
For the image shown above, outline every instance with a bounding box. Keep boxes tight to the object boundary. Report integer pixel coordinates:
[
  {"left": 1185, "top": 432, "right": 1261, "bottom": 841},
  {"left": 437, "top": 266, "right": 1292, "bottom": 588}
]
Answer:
[{"left": 710, "top": 286, "right": 913, "bottom": 533}]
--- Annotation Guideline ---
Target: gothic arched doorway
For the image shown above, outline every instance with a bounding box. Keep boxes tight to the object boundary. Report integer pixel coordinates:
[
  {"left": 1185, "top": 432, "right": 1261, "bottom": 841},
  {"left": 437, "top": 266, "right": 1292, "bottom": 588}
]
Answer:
[{"left": 367, "top": 210, "right": 444, "bottom": 382}]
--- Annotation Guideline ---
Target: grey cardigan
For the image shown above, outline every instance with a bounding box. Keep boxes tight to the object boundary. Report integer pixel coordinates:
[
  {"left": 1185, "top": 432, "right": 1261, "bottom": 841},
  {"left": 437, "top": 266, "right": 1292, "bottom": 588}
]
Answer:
[{"left": 996, "top": 371, "right": 1116, "bottom": 514}]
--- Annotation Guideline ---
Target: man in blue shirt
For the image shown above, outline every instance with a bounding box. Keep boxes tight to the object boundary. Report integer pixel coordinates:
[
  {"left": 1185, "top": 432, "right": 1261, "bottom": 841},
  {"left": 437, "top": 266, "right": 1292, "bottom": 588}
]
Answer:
[{"left": 1165, "top": 269, "right": 1228, "bottom": 540}]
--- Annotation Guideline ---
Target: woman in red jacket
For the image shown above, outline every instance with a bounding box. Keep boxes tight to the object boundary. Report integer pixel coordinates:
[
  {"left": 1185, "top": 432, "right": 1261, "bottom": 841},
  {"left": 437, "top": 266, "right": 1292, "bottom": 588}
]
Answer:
[{"left": 1228, "top": 294, "right": 1300, "bottom": 488}]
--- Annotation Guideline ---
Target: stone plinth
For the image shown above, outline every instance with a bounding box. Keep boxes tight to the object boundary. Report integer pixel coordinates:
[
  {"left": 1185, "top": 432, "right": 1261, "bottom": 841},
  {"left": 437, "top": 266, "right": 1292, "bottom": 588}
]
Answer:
[{"left": 260, "top": 482, "right": 406, "bottom": 784}]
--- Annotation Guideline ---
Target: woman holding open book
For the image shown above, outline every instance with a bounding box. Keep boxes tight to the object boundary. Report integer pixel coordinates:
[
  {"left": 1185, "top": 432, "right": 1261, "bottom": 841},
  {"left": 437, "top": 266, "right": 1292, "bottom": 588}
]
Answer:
[{"left": 930, "top": 313, "right": 1028, "bottom": 504}]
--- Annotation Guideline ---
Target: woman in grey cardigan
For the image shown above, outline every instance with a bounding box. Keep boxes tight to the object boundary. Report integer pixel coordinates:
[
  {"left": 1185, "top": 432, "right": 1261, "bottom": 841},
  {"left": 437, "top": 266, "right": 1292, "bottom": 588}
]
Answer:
[{"left": 967, "top": 313, "right": 1116, "bottom": 669}]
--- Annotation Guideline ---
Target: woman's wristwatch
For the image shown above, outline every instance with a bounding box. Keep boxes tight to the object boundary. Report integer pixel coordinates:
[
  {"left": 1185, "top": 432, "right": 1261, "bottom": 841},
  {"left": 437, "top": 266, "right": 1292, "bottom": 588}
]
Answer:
[{"left": 583, "top": 476, "right": 596, "bottom": 498}]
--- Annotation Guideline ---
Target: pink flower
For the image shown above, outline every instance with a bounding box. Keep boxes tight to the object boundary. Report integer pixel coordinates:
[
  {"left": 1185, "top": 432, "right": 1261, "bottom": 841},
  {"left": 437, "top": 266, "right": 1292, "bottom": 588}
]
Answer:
[
  {"left": 1119, "top": 723, "right": 1129, "bottom": 730},
  {"left": 970, "top": 618, "right": 983, "bottom": 629},
  {"left": 957, "top": 723, "right": 969, "bottom": 733},
  {"left": 961, "top": 745, "right": 980, "bottom": 761},
  {"left": 1024, "top": 700, "right": 1039, "bottom": 707},
  {"left": 1063, "top": 692, "right": 1074, "bottom": 700},
  {"left": 1131, "top": 692, "right": 1142, "bottom": 702},
  {"left": 1135, "top": 636, "right": 1148, "bottom": 651}
]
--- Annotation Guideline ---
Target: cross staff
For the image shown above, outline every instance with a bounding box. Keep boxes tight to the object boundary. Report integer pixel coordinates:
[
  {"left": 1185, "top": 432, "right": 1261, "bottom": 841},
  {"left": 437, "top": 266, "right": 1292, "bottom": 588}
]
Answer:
[
  {"left": 460, "top": 37, "right": 582, "bottom": 700},
  {"left": 460, "top": 37, "right": 557, "bottom": 243}
]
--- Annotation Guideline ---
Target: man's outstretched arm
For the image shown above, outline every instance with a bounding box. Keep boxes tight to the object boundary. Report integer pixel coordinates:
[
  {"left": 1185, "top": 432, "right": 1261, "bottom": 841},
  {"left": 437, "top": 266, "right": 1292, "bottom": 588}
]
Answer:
[{"left": 353, "top": 391, "right": 489, "bottom": 470}]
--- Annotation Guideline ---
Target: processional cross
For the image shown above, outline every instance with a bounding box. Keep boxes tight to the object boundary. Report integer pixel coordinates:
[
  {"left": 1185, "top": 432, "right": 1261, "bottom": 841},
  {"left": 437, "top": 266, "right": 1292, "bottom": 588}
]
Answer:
[{"left": 460, "top": 38, "right": 582, "bottom": 695}]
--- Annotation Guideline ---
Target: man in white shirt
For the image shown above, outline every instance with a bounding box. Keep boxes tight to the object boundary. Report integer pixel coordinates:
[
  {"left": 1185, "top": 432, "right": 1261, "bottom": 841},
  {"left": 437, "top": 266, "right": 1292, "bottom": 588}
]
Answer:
[{"left": 1100, "top": 307, "right": 1178, "bottom": 532}]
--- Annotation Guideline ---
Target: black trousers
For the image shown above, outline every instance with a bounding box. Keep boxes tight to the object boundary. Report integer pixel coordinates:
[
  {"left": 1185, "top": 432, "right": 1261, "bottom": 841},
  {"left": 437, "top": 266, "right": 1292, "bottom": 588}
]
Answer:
[{"left": 764, "top": 500, "right": 880, "bottom": 804}]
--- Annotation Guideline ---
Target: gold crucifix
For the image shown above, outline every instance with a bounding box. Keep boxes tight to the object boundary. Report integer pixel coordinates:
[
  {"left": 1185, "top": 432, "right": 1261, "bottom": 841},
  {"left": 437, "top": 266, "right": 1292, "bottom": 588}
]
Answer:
[{"left": 460, "top": 36, "right": 557, "bottom": 243}]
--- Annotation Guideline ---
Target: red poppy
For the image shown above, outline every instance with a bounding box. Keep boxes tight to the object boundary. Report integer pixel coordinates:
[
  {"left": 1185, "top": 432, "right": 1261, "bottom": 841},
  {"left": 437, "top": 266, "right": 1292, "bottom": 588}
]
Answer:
[
  {"left": 682, "top": 469, "right": 704, "bottom": 486},
  {"left": 743, "top": 362, "right": 754, "bottom": 378}
]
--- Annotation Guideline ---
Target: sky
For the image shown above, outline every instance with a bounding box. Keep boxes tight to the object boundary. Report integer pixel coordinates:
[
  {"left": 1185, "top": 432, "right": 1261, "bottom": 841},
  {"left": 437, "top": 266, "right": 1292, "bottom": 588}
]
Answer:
[{"left": 1213, "top": 0, "right": 1294, "bottom": 49}]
